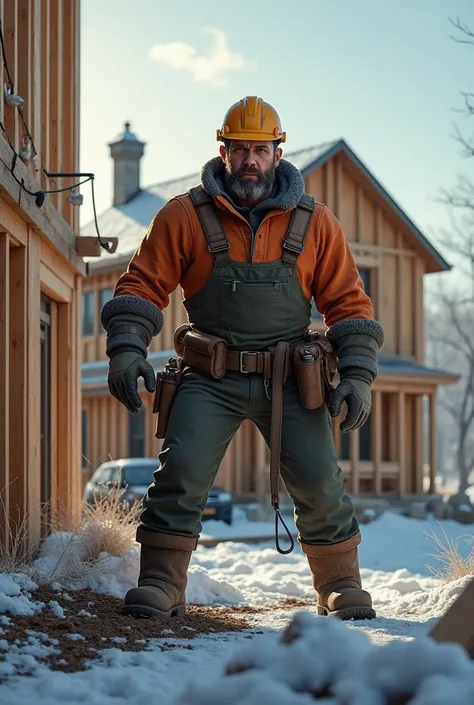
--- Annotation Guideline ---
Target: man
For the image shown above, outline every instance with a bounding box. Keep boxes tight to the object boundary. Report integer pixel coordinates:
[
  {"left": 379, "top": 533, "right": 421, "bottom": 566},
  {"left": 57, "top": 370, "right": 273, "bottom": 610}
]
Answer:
[{"left": 101, "top": 96, "right": 384, "bottom": 622}]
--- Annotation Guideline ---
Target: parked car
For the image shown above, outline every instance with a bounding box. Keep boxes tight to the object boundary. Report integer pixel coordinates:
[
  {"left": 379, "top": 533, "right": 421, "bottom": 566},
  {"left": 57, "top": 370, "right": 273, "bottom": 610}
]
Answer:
[{"left": 83, "top": 457, "right": 233, "bottom": 524}]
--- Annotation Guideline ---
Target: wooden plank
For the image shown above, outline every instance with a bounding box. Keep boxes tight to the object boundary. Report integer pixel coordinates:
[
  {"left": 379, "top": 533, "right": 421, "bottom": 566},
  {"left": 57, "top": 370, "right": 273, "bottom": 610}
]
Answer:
[
  {"left": 349, "top": 428, "right": 360, "bottom": 494},
  {"left": 429, "top": 393, "right": 436, "bottom": 493},
  {"left": 0, "top": 233, "right": 10, "bottom": 547},
  {"left": 17, "top": 0, "right": 30, "bottom": 153},
  {"left": 40, "top": 262, "right": 71, "bottom": 302},
  {"left": 0, "top": 195, "right": 28, "bottom": 244},
  {"left": 61, "top": 0, "right": 72, "bottom": 227},
  {"left": 397, "top": 391, "right": 406, "bottom": 495},
  {"left": 48, "top": 0, "right": 60, "bottom": 213},
  {"left": 414, "top": 395, "right": 424, "bottom": 494},
  {"left": 56, "top": 300, "right": 72, "bottom": 507},
  {"left": 0, "top": 134, "right": 86, "bottom": 274},
  {"left": 72, "top": 0, "right": 80, "bottom": 235},
  {"left": 27, "top": 228, "right": 41, "bottom": 545},
  {"left": 40, "top": 238, "right": 75, "bottom": 288},
  {"left": 372, "top": 390, "right": 382, "bottom": 494},
  {"left": 428, "top": 577, "right": 474, "bottom": 658},
  {"left": 8, "top": 244, "right": 28, "bottom": 535},
  {"left": 414, "top": 257, "right": 424, "bottom": 362},
  {"left": 32, "top": 0, "right": 41, "bottom": 174},
  {"left": 0, "top": 2, "right": 4, "bottom": 126},
  {"left": 70, "top": 276, "right": 81, "bottom": 523},
  {"left": 49, "top": 299, "right": 58, "bottom": 516},
  {"left": 3, "top": 0, "right": 19, "bottom": 150},
  {"left": 40, "top": 0, "right": 50, "bottom": 190}
]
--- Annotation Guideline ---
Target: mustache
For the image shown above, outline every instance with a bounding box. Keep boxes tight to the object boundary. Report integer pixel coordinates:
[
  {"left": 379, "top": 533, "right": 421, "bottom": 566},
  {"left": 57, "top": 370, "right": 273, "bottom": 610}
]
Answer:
[{"left": 235, "top": 167, "right": 265, "bottom": 178}]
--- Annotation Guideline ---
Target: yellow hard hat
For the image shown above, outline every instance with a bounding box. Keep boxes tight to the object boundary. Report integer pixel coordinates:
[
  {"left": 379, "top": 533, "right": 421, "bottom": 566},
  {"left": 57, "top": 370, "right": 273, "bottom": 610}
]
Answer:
[{"left": 216, "top": 96, "right": 286, "bottom": 143}]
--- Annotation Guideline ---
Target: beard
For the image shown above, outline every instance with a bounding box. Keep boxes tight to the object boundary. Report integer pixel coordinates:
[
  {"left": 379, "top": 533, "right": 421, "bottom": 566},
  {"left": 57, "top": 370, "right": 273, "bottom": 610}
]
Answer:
[{"left": 224, "top": 163, "right": 276, "bottom": 202}]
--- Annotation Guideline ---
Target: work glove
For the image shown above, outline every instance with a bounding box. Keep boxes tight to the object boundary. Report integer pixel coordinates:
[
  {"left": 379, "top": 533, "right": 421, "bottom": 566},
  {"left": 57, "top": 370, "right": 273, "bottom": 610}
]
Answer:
[
  {"left": 328, "top": 370, "right": 372, "bottom": 433},
  {"left": 107, "top": 350, "right": 156, "bottom": 415}
]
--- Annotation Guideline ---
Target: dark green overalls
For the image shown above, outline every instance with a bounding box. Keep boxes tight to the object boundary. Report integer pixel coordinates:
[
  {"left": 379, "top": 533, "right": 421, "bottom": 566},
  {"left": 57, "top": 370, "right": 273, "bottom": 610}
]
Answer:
[{"left": 140, "top": 187, "right": 358, "bottom": 548}]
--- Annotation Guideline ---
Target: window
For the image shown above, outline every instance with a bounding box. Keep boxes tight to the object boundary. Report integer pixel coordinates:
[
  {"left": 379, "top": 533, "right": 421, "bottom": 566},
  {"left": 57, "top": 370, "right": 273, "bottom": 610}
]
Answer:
[
  {"left": 82, "top": 291, "right": 95, "bottom": 336},
  {"left": 99, "top": 287, "right": 115, "bottom": 330},
  {"left": 340, "top": 417, "right": 372, "bottom": 462},
  {"left": 358, "top": 268, "right": 371, "bottom": 299},
  {"left": 128, "top": 406, "right": 146, "bottom": 457},
  {"left": 81, "top": 410, "right": 88, "bottom": 467}
]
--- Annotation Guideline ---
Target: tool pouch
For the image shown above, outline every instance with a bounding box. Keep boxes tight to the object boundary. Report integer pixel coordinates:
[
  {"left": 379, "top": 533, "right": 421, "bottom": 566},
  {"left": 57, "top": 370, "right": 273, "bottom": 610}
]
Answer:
[
  {"left": 293, "top": 331, "right": 339, "bottom": 410},
  {"left": 152, "top": 357, "right": 184, "bottom": 439},
  {"left": 173, "top": 324, "right": 227, "bottom": 379}
]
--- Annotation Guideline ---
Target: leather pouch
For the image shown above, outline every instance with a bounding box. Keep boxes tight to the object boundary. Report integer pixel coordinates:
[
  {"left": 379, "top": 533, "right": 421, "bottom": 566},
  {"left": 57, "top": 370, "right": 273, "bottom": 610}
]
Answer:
[
  {"left": 152, "top": 357, "right": 184, "bottom": 439},
  {"left": 181, "top": 328, "right": 227, "bottom": 379},
  {"left": 293, "top": 331, "right": 339, "bottom": 409}
]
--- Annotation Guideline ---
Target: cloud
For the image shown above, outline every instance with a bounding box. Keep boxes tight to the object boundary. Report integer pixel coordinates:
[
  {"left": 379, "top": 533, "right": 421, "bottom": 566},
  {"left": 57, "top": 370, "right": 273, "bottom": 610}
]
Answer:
[{"left": 149, "top": 27, "right": 252, "bottom": 86}]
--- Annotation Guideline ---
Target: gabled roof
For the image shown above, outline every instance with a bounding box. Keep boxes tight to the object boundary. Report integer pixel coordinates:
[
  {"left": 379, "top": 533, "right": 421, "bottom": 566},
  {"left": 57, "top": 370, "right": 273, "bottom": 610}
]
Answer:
[{"left": 81, "top": 138, "right": 450, "bottom": 272}]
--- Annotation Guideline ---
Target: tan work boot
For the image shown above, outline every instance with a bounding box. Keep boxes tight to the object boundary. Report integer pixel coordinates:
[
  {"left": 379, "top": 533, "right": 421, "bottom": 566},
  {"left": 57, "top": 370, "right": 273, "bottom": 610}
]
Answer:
[
  {"left": 301, "top": 532, "right": 376, "bottom": 621},
  {"left": 123, "top": 531, "right": 197, "bottom": 618}
]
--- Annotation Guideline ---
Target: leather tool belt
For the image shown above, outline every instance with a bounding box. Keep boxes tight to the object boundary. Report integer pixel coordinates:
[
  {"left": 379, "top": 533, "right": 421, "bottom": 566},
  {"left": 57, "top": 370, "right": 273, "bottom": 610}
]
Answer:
[{"left": 152, "top": 324, "right": 339, "bottom": 554}]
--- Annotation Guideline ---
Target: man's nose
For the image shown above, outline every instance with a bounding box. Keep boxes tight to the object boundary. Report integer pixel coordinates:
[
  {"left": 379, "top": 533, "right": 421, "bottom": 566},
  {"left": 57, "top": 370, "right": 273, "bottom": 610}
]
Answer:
[{"left": 243, "top": 152, "right": 257, "bottom": 167}]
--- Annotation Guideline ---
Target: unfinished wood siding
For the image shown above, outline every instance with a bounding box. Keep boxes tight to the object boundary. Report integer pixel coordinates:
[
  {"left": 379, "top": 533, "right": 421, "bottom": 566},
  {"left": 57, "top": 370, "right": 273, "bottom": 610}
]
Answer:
[
  {"left": 0, "top": 0, "right": 83, "bottom": 552},
  {"left": 304, "top": 154, "right": 425, "bottom": 361},
  {"left": 1, "top": 0, "right": 80, "bottom": 232}
]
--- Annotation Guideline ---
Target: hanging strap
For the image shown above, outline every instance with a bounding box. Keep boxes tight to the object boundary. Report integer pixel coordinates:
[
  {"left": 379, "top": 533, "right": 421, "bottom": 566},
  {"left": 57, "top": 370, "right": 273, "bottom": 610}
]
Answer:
[
  {"left": 281, "top": 193, "right": 315, "bottom": 267},
  {"left": 189, "top": 186, "right": 230, "bottom": 266},
  {"left": 269, "top": 341, "right": 295, "bottom": 555}
]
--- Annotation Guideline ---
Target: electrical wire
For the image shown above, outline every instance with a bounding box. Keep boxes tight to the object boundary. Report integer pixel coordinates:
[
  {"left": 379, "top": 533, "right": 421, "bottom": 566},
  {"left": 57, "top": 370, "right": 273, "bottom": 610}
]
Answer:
[{"left": 0, "top": 18, "right": 112, "bottom": 253}]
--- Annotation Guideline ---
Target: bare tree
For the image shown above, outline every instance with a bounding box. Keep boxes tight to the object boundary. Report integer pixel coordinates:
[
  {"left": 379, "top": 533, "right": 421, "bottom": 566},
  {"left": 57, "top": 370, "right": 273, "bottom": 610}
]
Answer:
[{"left": 427, "top": 17, "right": 474, "bottom": 493}]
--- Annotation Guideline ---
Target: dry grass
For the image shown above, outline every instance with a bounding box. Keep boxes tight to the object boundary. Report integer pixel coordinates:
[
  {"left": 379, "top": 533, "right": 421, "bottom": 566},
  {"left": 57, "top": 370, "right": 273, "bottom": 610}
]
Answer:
[
  {"left": 0, "top": 482, "right": 142, "bottom": 587},
  {"left": 426, "top": 523, "right": 474, "bottom": 582}
]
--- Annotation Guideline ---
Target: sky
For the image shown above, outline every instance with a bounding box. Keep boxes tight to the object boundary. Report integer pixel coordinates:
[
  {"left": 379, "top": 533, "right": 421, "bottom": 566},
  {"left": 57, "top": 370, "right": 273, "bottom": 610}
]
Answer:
[{"left": 79, "top": 0, "right": 472, "bottom": 272}]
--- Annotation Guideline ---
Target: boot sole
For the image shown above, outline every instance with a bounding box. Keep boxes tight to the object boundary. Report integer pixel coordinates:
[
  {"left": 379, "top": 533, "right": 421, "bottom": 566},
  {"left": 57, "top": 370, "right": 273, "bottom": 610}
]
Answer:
[
  {"left": 317, "top": 605, "right": 376, "bottom": 621},
  {"left": 122, "top": 603, "right": 186, "bottom": 619}
]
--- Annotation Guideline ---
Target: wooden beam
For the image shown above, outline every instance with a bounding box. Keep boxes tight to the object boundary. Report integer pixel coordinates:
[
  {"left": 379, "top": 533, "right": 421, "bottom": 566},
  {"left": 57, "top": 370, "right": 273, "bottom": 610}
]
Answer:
[
  {"left": 397, "top": 391, "right": 406, "bottom": 495},
  {"left": 27, "top": 228, "right": 41, "bottom": 544},
  {"left": 40, "top": 0, "right": 50, "bottom": 188},
  {"left": 414, "top": 257, "right": 424, "bottom": 362},
  {"left": 8, "top": 244, "right": 28, "bottom": 535},
  {"left": 3, "top": 0, "right": 19, "bottom": 151},
  {"left": 40, "top": 262, "right": 71, "bottom": 302},
  {"left": 0, "top": 233, "right": 10, "bottom": 547},
  {"left": 17, "top": 0, "right": 30, "bottom": 156},
  {"left": 40, "top": 238, "right": 75, "bottom": 288},
  {"left": 356, "top": 186, "right": 363, "bottom": 242},
  {"left": 414, "top": 394, "right": 424, "bottom": 494},
  {"left": 429, "top": 393, "right": 436, "bottom": 494},
  {"left": 372, "top": 389, "right": 382, "bottom": 494},
  {"left": 32, "top": 0, "right": 42, "bottom": 174},
  {"left": 349, "top": 428, "right": 360, "bottom": 495},
  {"left": 0, "top": 134, "right": 86, "bottom": 274},
  {"left": 0, "top": 195, "right": 28, "bottom": 245},
  {"left": 61, "top": 0, "right": 72, "bottom": 227}
]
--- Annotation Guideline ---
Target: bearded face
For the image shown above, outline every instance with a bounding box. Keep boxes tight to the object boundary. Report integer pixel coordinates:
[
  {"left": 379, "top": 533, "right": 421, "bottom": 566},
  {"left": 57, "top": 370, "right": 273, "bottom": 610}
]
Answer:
[{"left": 221, "top": 141, "right": 282, "bottom": 204}]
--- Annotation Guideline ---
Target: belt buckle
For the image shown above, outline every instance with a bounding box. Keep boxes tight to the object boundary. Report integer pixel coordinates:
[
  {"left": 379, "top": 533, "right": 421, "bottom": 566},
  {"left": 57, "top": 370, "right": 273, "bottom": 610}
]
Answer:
[{"left": 239, "top": 351, "right": 258, "bottom": 373}]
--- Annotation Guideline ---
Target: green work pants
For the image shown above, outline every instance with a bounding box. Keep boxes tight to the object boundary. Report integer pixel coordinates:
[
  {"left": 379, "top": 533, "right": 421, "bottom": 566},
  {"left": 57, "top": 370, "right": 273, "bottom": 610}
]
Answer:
[{"left": 139, "top": 369, "right": 359, "bottom": 546}]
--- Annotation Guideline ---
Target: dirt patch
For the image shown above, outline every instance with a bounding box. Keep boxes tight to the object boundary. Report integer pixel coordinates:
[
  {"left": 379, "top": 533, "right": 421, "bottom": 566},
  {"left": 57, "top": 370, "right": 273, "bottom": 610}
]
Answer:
[{"left": 0, "top": 585, "right": 260, "bottom": 678}]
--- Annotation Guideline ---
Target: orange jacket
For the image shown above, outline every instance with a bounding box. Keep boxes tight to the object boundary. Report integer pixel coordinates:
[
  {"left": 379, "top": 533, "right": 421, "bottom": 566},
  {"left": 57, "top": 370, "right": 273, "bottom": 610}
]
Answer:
[{"left": 114, "top": 192, "right": 373, "bottom": 327}]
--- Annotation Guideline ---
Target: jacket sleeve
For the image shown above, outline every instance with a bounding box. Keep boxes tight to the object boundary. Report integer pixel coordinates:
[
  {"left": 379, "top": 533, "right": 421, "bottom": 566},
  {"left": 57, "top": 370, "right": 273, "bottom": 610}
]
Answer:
[
  {"left": 113, "top": 197, "right": 194, "bottom": 310},
  {"left": 312, "top": 206, "right": 374, "bottom": 326}
]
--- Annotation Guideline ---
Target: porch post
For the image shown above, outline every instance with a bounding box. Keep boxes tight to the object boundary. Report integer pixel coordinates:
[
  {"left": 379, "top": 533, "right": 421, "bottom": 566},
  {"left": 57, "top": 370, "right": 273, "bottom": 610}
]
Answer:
[
  {"left": 429, "top": 392, "right": 437, "bottom": 494},
  {"left": 397, "top": 391, "right": 406, "bottom": 495},
  {"left": 372, "top": 389, "right": 382, "bottom": 494}
]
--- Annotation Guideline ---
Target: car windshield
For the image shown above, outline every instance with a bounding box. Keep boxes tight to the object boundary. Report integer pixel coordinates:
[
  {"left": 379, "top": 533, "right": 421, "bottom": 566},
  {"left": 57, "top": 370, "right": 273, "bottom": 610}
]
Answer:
[{"left": 120, "top": 464, "right": 159, "bottom": 486}]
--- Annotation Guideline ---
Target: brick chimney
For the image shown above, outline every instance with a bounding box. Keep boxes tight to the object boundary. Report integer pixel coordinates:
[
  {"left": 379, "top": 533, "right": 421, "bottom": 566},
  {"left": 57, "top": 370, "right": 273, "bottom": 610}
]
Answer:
[{"left": 108, "top": 122, "right": 145, "bottom": 206}]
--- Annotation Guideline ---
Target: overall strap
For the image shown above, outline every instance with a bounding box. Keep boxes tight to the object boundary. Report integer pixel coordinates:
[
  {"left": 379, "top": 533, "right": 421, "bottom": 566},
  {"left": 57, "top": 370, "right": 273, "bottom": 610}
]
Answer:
[
  {"left": 189, "top": 186, "right": 230, "bottom": 266},
  {"left": 282, "top": 193, "right": 315, "bottom": 267}
]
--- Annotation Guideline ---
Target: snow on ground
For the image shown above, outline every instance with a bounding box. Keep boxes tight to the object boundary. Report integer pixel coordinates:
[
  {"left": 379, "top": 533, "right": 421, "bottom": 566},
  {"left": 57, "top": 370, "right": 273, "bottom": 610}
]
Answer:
[{"left": 0, "top": 510, "right": 473, "bottom": 703}]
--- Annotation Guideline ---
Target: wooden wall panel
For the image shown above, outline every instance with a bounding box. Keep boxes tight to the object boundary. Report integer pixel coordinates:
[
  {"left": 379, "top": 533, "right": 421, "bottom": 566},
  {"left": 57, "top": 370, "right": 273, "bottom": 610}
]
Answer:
[
  {"left": 380, "top": 253, "right": 397, "bottom": 353},
  {"left": 0, "top": 234, "right": 10, "bottom": 546},
  {"left": 3, "top": 0, "right": 19, "bottom": 151},
  {"left": 338, "top": 167, "right": 356, "bottom": 241},
  {"left": 399, "top": 256, "right": 415, "bottom": 358},
  {"left": 27, "top": 229, "right": 41, "bottom": 539},
  {"left": 304, "top": 168, "right": 324, "bottom": 202},
  {"left": 8, "top": 244, "right": 28, "bottom": 533},
  {"left": 359, "top": 191, "right": 376, "bottom": 244}
]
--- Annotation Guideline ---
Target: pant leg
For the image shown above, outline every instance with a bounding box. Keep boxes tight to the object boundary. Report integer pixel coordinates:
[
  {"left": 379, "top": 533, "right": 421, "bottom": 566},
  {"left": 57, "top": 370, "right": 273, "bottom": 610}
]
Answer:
[
  {"left": 139, "top": 370, "right": 248, "bottom": 539},
  {"left": 251, "top": 375, "right": 359, "bottom": 546}
]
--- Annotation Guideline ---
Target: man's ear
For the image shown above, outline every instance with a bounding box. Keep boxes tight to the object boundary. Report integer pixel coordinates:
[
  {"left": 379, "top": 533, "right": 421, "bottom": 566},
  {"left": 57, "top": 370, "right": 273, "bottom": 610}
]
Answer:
[
  {"left": 219, "top": 144, "right": 227, "bottom": 160},
  {"left": 275, "top": 146, "right": 283, "bottom": 166}
]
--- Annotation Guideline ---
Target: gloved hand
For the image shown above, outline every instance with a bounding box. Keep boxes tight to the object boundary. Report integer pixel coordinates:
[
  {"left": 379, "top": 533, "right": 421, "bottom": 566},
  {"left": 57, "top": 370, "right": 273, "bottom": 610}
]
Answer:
[
  {"left": 108, "top": 350, "right": 156, "bottom": 414},
  {"left": 328, "top": 373, "right": 372, "bottom": 433}
]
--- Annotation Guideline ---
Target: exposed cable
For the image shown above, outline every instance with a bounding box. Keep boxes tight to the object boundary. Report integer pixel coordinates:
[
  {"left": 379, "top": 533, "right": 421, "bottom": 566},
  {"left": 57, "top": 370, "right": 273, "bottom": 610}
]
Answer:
[{"left": 0, "top": 18, "right": 112, "bottom": 254}]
